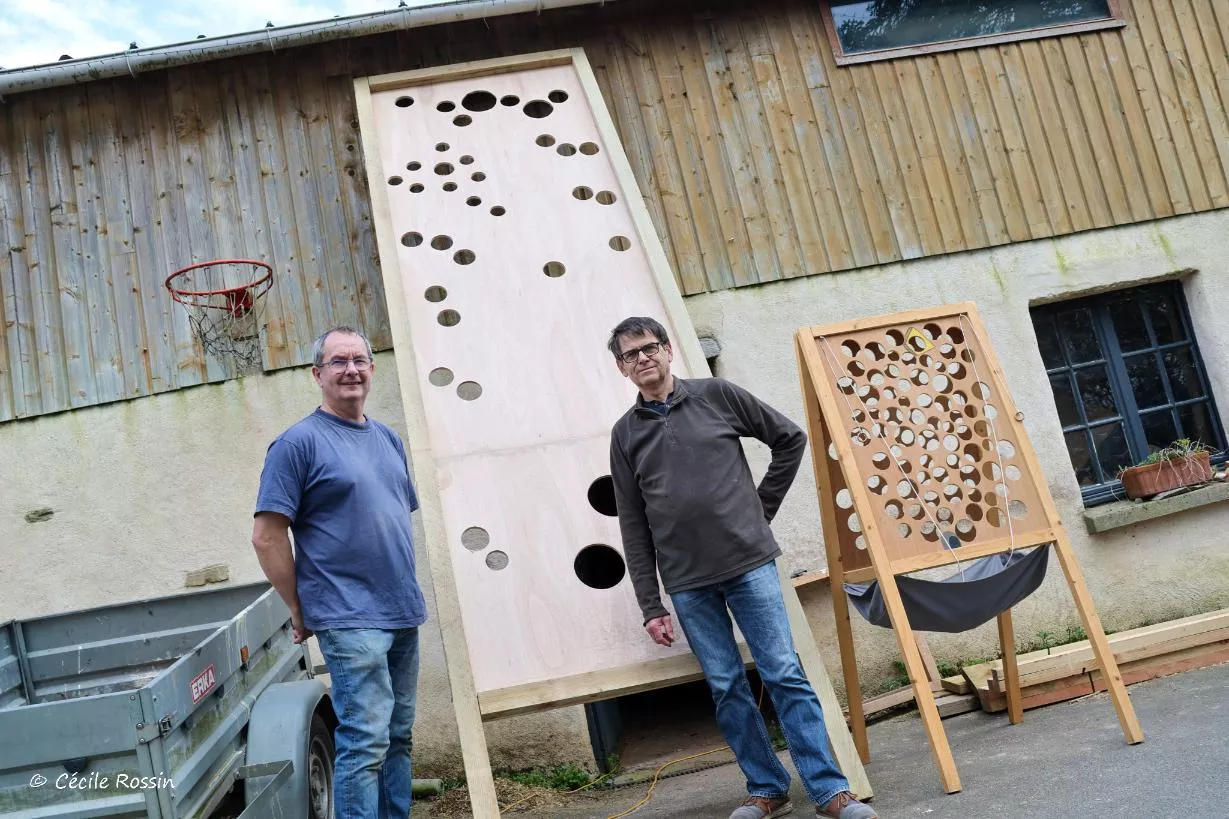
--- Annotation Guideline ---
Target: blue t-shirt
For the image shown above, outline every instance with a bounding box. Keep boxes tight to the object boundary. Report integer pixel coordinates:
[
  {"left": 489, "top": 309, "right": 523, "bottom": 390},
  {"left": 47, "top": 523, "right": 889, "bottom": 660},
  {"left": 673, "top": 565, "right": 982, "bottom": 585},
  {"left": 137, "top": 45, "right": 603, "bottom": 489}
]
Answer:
[{"left": 255, "top": 409, "right": 427, "bottom": 631}]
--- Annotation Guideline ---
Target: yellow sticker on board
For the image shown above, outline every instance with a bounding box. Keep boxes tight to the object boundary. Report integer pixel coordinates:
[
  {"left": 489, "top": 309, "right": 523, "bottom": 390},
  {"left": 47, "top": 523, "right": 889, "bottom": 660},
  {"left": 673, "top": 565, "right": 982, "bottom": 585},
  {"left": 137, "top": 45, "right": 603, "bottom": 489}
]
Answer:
[{"left": 905, "top": 327, "right": 935, "bottom": 353}]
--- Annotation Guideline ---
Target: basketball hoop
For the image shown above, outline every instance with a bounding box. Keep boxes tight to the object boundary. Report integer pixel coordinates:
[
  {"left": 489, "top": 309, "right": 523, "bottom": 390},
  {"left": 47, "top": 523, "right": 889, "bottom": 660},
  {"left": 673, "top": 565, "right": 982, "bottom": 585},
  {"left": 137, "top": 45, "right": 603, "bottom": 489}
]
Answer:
[{"left": 166, "top": 259, "right": 274, "bottom": 373}]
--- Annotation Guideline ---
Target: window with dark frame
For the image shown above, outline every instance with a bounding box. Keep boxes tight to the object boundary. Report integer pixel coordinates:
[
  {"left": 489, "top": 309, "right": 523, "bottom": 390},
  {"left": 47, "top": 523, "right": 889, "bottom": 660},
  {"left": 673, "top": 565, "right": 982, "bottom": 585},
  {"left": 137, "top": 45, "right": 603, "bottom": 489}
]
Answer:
[
  {"left": 821, "top": 0, "right": 1126, "bottom": 66},
  {"left": 1030, "top": 282, "right": 1227, "bottom": 506}
]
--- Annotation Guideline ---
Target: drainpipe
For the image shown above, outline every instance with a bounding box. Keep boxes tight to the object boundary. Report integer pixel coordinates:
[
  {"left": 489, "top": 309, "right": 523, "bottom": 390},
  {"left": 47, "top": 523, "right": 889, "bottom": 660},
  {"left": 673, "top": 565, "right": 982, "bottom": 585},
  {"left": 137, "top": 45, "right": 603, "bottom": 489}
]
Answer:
[{"left": 0, "top": 0, "right": 613, "bottom": 98}]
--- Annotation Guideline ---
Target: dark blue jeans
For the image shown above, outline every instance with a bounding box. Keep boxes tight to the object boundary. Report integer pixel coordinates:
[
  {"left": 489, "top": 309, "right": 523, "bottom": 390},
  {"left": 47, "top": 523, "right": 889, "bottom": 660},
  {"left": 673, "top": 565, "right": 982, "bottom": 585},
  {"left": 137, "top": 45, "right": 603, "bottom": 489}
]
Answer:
[
  {"left": 316, "top": 627, "right": 419, "bottom": 819},
  {"left": 671, "top": 561, "right": 850, "bottom": 807}
]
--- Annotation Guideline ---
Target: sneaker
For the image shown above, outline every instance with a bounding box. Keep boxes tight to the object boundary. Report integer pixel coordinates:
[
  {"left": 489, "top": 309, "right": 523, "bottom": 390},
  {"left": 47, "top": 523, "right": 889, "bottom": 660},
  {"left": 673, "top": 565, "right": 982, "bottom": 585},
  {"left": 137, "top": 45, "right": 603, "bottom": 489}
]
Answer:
[
  {"left": 816, "top": 791, "right": 878, "bottom": 819},
  {"left": 730, "top": 795, "right": 794, "bottom": 819}
]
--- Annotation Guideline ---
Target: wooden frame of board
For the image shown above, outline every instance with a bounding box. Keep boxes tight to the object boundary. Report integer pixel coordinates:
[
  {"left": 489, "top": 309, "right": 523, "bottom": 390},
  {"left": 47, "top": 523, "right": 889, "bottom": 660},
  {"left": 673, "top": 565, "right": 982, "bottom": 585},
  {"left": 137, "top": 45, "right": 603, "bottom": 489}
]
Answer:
[
  {"left": 355, "top": 48, "right": 870, "bottom": 815},
  {"left": 795, "top": 303, "right": 1144, "bottom": 794}
]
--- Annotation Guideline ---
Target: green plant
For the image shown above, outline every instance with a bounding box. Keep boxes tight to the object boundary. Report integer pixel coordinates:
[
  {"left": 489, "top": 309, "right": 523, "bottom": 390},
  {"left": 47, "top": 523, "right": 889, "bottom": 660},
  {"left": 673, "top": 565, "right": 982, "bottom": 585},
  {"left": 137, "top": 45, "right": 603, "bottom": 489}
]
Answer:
[
  {"left": 504, "top": 763, "right": 593, "bottom": 791},
  {"left": 765, "top": 718, "right": 788, "bottom": 751},
  {"left": 1118, "top": 438, "right": 1209, "bottom": 474}
]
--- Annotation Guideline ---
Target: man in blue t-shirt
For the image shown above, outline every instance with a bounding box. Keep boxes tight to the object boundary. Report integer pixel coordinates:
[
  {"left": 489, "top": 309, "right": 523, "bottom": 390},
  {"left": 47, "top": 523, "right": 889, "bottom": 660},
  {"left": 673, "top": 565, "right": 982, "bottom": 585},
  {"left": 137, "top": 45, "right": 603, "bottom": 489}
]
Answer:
[{"left": 253, "top": 325, "right": 426, "bottom": 819}]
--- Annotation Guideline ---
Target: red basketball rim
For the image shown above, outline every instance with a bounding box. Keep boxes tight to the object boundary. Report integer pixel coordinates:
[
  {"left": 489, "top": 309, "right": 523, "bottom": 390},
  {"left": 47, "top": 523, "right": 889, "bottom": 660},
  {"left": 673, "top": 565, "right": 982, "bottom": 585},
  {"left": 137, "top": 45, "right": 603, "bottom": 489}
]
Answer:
[{"left": 165, "top": 259, "right": 274, "bottom": 309}]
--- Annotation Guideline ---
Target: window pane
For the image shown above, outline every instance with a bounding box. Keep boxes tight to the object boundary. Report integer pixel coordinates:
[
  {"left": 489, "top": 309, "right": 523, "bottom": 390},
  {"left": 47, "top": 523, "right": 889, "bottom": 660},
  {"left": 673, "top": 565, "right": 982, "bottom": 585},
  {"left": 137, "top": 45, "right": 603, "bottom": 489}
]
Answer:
[
  {"left": 1178, "top": 402, "right": 1220, "bottom": 449},
  {"left": 829, "top": 0, "right": 1113, "bottom": 54},
  {"left": 1064, "top": 430, "right": 1098, "bottom": 487},
  {"left": 1163, "top": 346, "right": 1205, "bottom": 402},
  {"left": 1049, "top": 373, "right": 1081, "bottom": 427},
  {"left": 1107, "top": 294, "right": 1150, "bottom": 352},
  {"left": 1147, "top": 289, "right": 1187, "bottom": 345},
  {"left": 1060, "top": 308, "right": 1102, "bottom": 364},
  {"left": 1091, "top": 422, "right": 1133, "bottom": 480},
  {"left": 1140, "top": 409, "right": 1179, "bottom": 454},
  {"left": 1125, "top": 353, "right": 1166, "bottom": 409},
  {"left": 1076, "top": 365, "right": 1119, "bottom": 422},
  {"left": 1033, "top": 314, "right": 1065, "bottom": 369}
]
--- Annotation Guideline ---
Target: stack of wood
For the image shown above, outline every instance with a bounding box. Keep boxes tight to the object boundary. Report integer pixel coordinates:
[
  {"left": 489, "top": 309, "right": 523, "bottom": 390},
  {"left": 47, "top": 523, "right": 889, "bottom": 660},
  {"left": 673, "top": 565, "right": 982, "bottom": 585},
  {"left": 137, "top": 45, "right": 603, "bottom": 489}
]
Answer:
[{"left": 951, "top": 608, "right": 1229, "bottom": 713}]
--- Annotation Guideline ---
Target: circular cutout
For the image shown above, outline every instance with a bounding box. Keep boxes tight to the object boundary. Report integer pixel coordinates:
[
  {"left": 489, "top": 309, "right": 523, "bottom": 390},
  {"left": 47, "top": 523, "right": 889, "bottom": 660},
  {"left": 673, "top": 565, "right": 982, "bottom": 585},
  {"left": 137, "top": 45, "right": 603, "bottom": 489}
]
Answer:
[
  {"left": 437, "top": 309, "right": 461, "bottom": 327},
  {"left": 973, "top": 382, "right": 992, "bottom": 400},
  {"left": 840, "top": 340, "right": 860, "bottom": 358},
  {"left": 401, "top": 231, "right": 423, "bottom": 247},
  {"left": 453, "top": 249, "right": 477, "bottom": 265},
  {"left": 544, "top": 261, "right": 566, "bottom": 278},
  {"left": 557, "top": 143, "right": 578, "bottom": 156},
  {"left": 847, "top": 513, "right": 862, "bottom": 533},
  {"left": 454, "top": 115, "right": 472, "bottom": 127},
  {"left": 986, "top": 507, "right": 1006, "bottom": 528},
  {"left": 424, "top": 285, "right": 447, "bottom": 302},
  {"left": 535, "top": 134, "right": 556, "bottom": 147},
  {"left": 855, "top": 536, "right": 868, "bottom": 551},
  {"left": 885, "top": 500, "right": 903, "bottom": 519},
  {"left": 467, "top": 196, "right": 482, "bottom": 207},
  {"left": 573, "top": 186, "right": 594, "bottom": 200},
  {"left": 430, "top": 235, "right": 453, "bottom": 250},
  {"left": 395, "top": 96, "right": 414, "bottom": 108},
  {"left": 457, "top": 381, "right": 482, "bottom": 400},
  {"left": 490, "top": 206, "right": 506, "bottom": 216},
  {"left": 596, "top": 190, "right": 617, "bottom": 205},
  {"left": 435, "top": 162, "right": 455, "bottom": 176},
  {"left": 435, "top": 142, "right": 450, "bottom": 152},
  {"left": 461, "top": 526, "right": 489, "bottom": 551},
  {"left": 471, "top": 172, "right": 486, "bottom": 182},
  {"left": 501, "top": 94, "right": 520, "bottom": 106},
  {"left": 587, "top": 476, "right": 617, "bottom": 516},
  {"left": 460, "top": 155, "right": 474, "bottom": 165},
  {"left": 462, "top": 90, "right": 498, "bottom": 112},
  {"left": 997, "top": 440, "right": 1016, "bottom": 458},
  {"left": 574, "top": 544, "right": 626, "bottom": 589},
  {"left": 548, "top": 89, "right": 570, "bottom": 103},
  {"left": 579, "top": 142, "right": 600, "bottom": 155},
  {"left": 609, "top": 236, "right": 632, "bottom": 251},
  {"left": 485, "top": 550, "right": 509, "bottom": 570},
  {"left": 836, "top": 488, "right": 853, "bottom": 509},
  {"left": 437, "top": 101, "right": 457, "bottom": 112},
  {"left": 443, "top": 182, "right": 458, "bottom": 192},
  {"left": 1009, "top": 500, "right": 1028, "bottom": 520},
  {"left": 407, "top": 161, "right": 422, "bottom": 171},
  {"left": 428, "top": 367, "right": 454, "bottom": 387},
  {"left": 523, "top": 100, "right": 554, "bottom": 118},
  {"left": 388, "top": 176, "right": 403, "bottom": 186},
  {"left": 410, "top": 183, "right": 425, "bottom": 193}
]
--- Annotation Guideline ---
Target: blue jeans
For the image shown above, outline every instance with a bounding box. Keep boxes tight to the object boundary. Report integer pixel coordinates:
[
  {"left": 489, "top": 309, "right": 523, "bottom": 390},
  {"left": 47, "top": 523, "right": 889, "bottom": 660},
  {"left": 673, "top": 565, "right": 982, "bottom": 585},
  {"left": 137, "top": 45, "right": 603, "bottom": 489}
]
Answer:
[
  {"left": 671, "top": 561, "right": 849, "bottom": 807},
  {"left": 316, "top": 628, "right": 420, "bottom": 819}
]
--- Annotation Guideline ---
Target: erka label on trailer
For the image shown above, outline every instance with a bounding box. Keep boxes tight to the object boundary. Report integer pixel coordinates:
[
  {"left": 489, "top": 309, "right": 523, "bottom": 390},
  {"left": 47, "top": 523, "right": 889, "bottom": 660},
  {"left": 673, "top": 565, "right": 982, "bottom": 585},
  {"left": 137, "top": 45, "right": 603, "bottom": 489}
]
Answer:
[{"left": 190, "top": 665, "right": 217, "bottom": 703}]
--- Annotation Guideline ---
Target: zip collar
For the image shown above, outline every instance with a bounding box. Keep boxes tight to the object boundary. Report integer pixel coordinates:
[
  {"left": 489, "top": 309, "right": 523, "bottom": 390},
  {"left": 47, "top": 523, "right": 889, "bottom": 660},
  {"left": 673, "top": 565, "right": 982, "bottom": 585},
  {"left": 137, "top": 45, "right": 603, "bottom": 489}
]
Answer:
[{"left": 633, "top": 377, "right": 692, "bottom": 418}]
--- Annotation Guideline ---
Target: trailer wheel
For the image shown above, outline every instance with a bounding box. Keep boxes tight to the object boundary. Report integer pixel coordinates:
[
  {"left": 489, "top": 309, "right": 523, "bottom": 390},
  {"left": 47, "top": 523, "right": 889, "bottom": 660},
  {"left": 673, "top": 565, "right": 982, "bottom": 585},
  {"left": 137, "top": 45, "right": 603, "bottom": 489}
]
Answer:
[{"left": 307, "top": 713, "right": 335, "bottom": 819}]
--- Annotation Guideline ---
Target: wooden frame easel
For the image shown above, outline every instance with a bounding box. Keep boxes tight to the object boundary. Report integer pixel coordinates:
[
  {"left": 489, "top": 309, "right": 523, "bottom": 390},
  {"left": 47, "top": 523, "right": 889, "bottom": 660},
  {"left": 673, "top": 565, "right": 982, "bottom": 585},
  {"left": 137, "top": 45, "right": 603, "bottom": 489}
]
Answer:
[
  {"left": 355, "top": 49, "right": 870, "bottom": 815},
  {"left": 795, "top": 303, "right": 1143, "bottom": 793}
]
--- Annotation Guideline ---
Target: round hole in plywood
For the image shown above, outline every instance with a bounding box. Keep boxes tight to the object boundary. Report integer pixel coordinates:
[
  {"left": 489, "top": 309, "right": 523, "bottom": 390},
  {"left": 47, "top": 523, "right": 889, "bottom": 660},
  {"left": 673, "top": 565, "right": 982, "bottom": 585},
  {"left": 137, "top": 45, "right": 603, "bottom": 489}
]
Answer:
[
  {"left": 587, "top": 476, "right": 617, "bottom": 516},
  {"left": 524, "top": 99, "right": 554, "bottom": 118},
  {"left": 847, "top": 513, "right": 862, "bottom": 534},
  {"left": 460, "top": 155, "right": 474, "bottom": 165},
  {"left": 886, "top": 328, "right": 905, "bottom": 346},
  {"left": 948, "top": 326, "right": 965, "bottom": 344},
  {"left": 840, "top": 340, "right": 860, "bottom": 358},
  {"left": 897, "top": 479, "right": 916, "bottom": 498},
  {"left": 466, "top": 196, "right": 482, "bottom": 207},
  {"left": 410, "top": 183, "right": 425, "bottom": 193},
  {"left": 461, "top": 526, "right": 489, "bottom": 551},
  {"left": 471, "top": 172, "right": 486, "bottom": 182},
  {"left": 443, "top": 182, "right": 458, "bottom": 192},
  {"left": 986, "top": 507, "right": 1006, "bottom": 528},
  {"left": 437, "top": 309, "right": 461, "bottom": 327},
  {"left": 395, "top": 96, "right": 414, "bottom": 107},
  {"left": 854, "top": 536, "right": 867, "bottom": 551},
  {"left": 428, "top": 367, "right": 454, "bottom": 387},
  {"left": 453, "top": 115, "right": 473, "bottom": 127},
  {"left": 898, "top": 522, "right": 912, "bottom": 539},
  {"left": 457, "top": 381, "right": 483, "bottom": 401},
  {"left": 490, "top": 206, "right": 506, "bottom": 216},
  {"left": 486, "top": 550, "right": 509, "bottom": 570},
  {"left": 388, "top": 175, "right": 403, "bottom": 185},
  {"left": 435, "top": 162, "right": 455, "bottom": 176},
  {"left": 1009, "top": 499, "right": 1028, "bottom": 520},
  {"left": 871, "top": 452, "right": 890, "bottom": 470},
  {"left": 609, "top": 236, "right": 632, "bottom": 251},
  {"left": 501, "top": 94, "right": 520, "bottom": 106},
  {"left": 435, "top": 142, "right": 450, "bottom": 152},
  {"left": 544, "top": 261, "right": 566, "bottom": 278},
  {"left": 401, "top": 231, "right": 423, "bottom": 247},
  {"left": 1005, "top": 464, "right": 1022, "bottom": 481},
  {"left": 966, "top": 503, "right": 983, "bottom": 522},
  {"left": 453, "top": 249, "right": 477, "bottom": 265},
  {"left": 573, "top": 186, "right": 594, "bottom": 200},
  {"left": 430, "top": 235, "right": 453, "bottom": 250},
  {"left": 865, "top": 342, "right": 887, "bottom": 360},
  {"left": 867, "top": 475, "right": 886, "bottom": 495},
  {"left": 407, "top": 161, "right": 422, "bottom": 171},
  {"left": 557, "top": 143, "right": 578, "bottom": 156},
  {"left": 973, "top": 381, "right": 992, "bottom": 400},
  {"left": 884, "top": 500, "right": 903, "bottom": 519},
  {"left": 848, "top": 360, "right": 866, "bottom": 377},
  {"left": 424, "top": 285, "right": 447, "bottom": 302},
  {"left": 829, "top": 442, "right": 840, "bottom": 461},
  {"left": 956, "top": 519, "right": 976, "bottom": 542},
  {"left": 437, "top": 101, "right": 457, "bottom": 112},
  {"left": 962, "top": 348, "right": 977, "bottom": 363},
  {"left": 997, "top": 440, "right": 1016, "bottom": 458},
  {"left": 579, "top": 142, "right": 600, "bottom": 155},
  {"left": 836, "top": 488, "right": 854, "bottom": 509},
  {"left": 549, "top": 89, "right": 570, "bottom": 103},
  {"left": 596, "top": 190, "right": 617, "bottom": 205},
  {"left": 574, "top": 544, "right": 626, "bottom": 589},
  {"left": 536, "top": 134, "right": 556, "bottom": 147},
  {"left": 462, "top": 90, "right": 498, "bottom": 112}
]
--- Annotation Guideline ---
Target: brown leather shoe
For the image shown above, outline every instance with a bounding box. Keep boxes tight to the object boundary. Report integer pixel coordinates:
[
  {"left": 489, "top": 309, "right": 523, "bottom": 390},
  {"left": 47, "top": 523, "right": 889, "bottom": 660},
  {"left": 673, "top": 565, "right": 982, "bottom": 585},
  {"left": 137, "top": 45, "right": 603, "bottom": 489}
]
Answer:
[
  {"left": 729, "top": 794, "right": 794, "bottom": 819},
  {"left": 816, "top": 790, "right": 878, "bottom": 819}
]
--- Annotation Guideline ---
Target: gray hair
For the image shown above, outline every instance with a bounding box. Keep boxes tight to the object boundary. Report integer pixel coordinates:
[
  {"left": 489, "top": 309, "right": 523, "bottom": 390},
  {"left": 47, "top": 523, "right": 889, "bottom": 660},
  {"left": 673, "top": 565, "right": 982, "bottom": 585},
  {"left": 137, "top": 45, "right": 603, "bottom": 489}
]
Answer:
[
  {"left": 312, "top": 326, "right": 374, "bottom": 366},
  {"left": 607, "top": 317, "right": 670, "bottom": 360}
]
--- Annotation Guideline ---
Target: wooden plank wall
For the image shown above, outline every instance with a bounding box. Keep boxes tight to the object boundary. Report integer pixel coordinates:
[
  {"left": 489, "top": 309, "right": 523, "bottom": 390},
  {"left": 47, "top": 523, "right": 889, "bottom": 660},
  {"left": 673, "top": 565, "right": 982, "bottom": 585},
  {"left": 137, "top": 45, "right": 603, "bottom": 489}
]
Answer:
[{"left": 1, "top": 0, "right": 1227, "bottom": 421}]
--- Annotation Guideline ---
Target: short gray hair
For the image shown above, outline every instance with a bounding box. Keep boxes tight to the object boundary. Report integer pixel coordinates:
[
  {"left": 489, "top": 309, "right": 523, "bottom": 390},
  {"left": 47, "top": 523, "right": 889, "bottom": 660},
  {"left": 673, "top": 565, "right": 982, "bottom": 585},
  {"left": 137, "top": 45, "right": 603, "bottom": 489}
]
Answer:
[
  {"left": 312, "top": 326, "right": 374, "bottom": 366},
  {"left": 607, "top": 317, "right": 669, "bottom": 360}
]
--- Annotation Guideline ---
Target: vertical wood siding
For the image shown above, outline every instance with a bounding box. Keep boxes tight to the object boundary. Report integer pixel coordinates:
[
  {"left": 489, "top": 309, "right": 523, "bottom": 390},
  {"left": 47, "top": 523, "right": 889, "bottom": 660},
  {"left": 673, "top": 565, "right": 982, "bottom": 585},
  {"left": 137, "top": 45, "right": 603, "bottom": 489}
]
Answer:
[{"left": 1, "top": 0, "right": 1226, "bottom": 421}]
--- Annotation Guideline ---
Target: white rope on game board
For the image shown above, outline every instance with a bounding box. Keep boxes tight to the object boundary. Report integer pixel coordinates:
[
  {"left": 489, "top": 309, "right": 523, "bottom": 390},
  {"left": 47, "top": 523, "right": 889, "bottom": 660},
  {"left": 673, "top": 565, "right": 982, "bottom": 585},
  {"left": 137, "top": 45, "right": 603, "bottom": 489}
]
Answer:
[
  {"left": 819, "top": 335, "right": 968, "bottom": 580},
  {"left": 957, "top": 313, "right": 1019, "bottom": 560}
]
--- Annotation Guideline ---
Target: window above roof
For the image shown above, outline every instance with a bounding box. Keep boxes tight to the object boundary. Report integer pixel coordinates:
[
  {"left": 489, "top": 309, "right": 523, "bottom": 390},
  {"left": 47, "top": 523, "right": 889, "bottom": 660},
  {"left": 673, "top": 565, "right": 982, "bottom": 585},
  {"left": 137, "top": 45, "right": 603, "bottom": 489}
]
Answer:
[{"left": 820, "top": 0, "right": 1127, "bottom": 66}]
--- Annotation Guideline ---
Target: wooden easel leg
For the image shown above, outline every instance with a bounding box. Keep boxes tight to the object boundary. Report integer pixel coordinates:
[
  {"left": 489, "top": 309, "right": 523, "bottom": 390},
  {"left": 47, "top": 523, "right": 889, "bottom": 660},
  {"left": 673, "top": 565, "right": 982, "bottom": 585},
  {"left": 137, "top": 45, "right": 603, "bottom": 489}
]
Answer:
[
  {"left": 829, "top": 577, "right": 869, "bottom": 762},
  {"left": 996, "top": 609, "right": 1023, "bottom": 725},
  {"left": 1052, "top": 533, "right": 1144, "bottom": 744}
]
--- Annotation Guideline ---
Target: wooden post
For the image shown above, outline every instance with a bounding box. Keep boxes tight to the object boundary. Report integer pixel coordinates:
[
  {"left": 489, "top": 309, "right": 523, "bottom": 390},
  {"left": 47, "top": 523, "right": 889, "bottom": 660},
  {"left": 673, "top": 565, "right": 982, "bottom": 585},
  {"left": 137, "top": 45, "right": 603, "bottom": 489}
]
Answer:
[{"left": 997, "top": 609, "right": 1023, "bottom": 724}]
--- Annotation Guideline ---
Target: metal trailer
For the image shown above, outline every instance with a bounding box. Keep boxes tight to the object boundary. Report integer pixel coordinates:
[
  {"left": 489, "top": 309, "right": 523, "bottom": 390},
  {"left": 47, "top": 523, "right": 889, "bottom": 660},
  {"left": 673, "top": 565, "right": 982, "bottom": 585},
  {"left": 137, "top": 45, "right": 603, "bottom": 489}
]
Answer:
[{"left": 0, "top": 582, "right": 335, "bottom": 818}]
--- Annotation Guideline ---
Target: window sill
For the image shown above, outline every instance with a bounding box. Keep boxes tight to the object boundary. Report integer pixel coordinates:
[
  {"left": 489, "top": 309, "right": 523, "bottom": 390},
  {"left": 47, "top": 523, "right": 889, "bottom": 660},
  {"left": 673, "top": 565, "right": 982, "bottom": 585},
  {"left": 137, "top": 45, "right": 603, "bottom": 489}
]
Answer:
[{"left": 1082, "top": 480, "right": 1229, "bottom": 534}]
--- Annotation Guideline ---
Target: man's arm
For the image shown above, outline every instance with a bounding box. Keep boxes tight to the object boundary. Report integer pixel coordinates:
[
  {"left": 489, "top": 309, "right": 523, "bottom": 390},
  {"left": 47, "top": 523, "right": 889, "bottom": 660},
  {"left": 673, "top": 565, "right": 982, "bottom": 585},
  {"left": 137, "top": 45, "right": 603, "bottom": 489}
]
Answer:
[
  {"left": 252, "top": 512, "right": 309, "bottom": 643},
  {"left": 610, "top": 432, "right": 670, "bottom": 625},
  {"left": 718, "top": 379, "right": 807, "bottom": 521}
]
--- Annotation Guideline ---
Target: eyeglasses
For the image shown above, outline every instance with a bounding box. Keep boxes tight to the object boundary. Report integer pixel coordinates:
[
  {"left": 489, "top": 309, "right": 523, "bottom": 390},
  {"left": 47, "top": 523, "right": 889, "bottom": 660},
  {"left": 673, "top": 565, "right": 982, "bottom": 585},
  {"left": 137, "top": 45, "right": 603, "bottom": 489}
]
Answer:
[
  {"left": 618, "top": 342, "right": 666, "bottom": 365},
  {"left": 322, "top": 357, "right": 372, "bottom": 372}
]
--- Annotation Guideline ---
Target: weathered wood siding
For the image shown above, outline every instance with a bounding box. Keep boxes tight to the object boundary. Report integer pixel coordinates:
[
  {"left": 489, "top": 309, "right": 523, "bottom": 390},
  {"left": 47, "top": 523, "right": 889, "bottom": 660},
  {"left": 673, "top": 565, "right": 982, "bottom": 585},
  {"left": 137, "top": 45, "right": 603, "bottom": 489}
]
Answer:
[{"left": 1, "top": 0, "right": 1226, "bottom": 421}]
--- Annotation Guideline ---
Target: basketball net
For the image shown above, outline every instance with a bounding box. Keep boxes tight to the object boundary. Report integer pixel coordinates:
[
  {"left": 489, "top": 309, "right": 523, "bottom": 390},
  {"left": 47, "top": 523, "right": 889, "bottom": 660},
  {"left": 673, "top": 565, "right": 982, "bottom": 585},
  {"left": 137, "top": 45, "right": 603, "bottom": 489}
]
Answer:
[{"left": 165, "top": 260, "right": 273, "bottom": 374}]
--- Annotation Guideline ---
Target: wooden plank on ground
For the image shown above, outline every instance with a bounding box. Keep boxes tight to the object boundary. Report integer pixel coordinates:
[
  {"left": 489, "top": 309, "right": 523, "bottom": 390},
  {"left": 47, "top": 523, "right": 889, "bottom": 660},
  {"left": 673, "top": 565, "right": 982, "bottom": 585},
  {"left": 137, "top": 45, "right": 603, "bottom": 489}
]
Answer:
[{"left": 942, "top": 674, "right": 971, "bottom": 695}]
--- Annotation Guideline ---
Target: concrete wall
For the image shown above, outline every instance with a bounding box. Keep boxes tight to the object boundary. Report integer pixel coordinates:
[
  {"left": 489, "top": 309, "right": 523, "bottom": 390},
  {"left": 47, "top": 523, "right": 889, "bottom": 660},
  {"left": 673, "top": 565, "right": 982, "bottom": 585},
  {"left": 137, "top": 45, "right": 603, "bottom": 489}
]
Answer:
[
  {"left": 687, "top": 210, "right": 1229, "bottom": 692},
  {"left": 0, "top": 352, "right": 591, "bottom": 777}
]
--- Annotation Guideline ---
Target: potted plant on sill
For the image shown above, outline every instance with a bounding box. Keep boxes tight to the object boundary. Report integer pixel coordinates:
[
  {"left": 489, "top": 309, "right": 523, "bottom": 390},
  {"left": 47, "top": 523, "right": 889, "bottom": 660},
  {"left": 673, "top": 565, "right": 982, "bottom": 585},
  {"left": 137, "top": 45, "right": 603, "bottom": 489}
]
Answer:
[{"left": 1118, "top": 439, "right": 1213, "bottom": 500}]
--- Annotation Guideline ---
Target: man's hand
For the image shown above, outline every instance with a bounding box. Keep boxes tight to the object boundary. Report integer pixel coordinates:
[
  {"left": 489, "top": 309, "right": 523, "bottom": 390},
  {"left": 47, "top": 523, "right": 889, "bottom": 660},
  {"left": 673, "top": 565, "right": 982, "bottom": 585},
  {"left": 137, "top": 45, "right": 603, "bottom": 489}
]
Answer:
[
  {"left": 290, "top": 608, "right": 313, "bottom": 644},
  {"left": 645, "top": 615, "right": 675, "bottom": 647}
]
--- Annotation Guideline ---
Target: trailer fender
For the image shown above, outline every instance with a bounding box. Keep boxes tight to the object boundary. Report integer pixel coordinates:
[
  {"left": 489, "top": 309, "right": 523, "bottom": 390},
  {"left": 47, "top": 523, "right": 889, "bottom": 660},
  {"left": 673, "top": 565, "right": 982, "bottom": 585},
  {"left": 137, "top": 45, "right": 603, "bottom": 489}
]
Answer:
[{"left": 245, "top": 679, "right": 336, "bottom": 818}]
